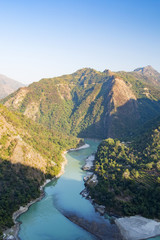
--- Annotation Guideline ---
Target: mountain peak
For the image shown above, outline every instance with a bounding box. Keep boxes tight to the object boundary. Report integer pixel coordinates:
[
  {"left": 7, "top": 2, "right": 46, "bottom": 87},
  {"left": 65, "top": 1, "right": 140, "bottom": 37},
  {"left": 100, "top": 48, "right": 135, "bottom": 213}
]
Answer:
[
  {"left": 134, "top": 65, "right": 155, "bottom": 73},
  {"left": 103, "top": 69, "right": 112, "bottom": 75},
  {"left": 133, "top": 66, "right": 160, "bottom": 84}
]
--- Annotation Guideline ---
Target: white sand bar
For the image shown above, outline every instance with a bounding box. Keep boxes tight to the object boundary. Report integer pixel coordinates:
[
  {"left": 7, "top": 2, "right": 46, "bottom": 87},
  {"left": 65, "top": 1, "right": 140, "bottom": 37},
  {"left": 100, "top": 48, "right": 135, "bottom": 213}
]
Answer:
[
  {"left": 82, "top": 154, "right": 95, "bottom": 170},
  {"left": 69, "top": 143, "right": 90, "bottom": 151},
  {"left": 115, "top": 216, "right": 160, "bottom": 240}
]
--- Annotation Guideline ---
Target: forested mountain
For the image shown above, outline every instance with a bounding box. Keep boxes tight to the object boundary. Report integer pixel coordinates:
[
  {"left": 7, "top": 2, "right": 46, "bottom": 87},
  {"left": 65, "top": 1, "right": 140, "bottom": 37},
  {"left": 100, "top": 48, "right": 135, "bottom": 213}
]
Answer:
[
  {"left": 0, "top": 104, "right": 78, "bottom": 234},
  {"left": 0, "top": 74, "right": 24, "bottom": 99},
  {"left": 2, "top": 66, "right": 160, "bottom": 139},
  {"left": 89, "top": 122, "right": 160, "bottom": 219}
]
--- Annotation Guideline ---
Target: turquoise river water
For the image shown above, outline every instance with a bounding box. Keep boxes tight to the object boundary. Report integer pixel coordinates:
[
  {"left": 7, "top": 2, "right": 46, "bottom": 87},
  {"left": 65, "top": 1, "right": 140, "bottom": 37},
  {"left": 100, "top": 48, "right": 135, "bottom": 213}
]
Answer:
[
  {"left": 17, "top": 139, "right": 160, "bottom": 240},
  {"left": 17, "top": 139, "right": 103, "bottom": 240}
]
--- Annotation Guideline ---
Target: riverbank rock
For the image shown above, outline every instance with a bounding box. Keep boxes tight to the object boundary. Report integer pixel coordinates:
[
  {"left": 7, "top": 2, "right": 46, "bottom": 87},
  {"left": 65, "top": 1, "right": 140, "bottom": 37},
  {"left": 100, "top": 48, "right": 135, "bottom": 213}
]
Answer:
[
  {"left": 86, "top": 174, "right": 98, "bottom": 187},
  {"left": 80, "top": 188, "right": 89, "bottom": 198},
  {"left": 82, "top": 154, "right": 95, "bottom": 171},
  {"left": 115, "top": 215, "right": 160, "bottom": 240},
  {"left": 5, "top": 236, "right": 15, "bottom": 240},
  {"left": 94, "top": 203, "right": 106, "bottom": 215},
  {"left": 83, "top": 172, "right": 93, "bottom": 182}
]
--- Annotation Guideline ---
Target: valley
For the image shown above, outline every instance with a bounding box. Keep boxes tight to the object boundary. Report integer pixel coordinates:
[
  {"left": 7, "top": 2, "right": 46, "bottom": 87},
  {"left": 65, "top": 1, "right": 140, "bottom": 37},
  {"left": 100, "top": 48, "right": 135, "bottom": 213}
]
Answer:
[{"left": 1, "top": 66, "right": 160, "bottom": 240}]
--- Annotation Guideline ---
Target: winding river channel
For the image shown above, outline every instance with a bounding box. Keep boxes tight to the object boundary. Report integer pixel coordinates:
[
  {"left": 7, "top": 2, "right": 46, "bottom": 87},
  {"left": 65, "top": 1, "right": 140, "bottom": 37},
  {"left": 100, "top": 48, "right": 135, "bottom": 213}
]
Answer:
[{"left": 17, "top": 139, "right": 110, "bottom": 240}]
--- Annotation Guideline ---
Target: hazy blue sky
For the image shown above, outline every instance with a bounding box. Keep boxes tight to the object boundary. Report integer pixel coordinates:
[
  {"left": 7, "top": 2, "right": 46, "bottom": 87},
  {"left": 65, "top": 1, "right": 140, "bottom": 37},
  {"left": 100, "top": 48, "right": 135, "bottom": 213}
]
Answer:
[{"left": 0, "top": 0, "right": 159, "bottom": 84}]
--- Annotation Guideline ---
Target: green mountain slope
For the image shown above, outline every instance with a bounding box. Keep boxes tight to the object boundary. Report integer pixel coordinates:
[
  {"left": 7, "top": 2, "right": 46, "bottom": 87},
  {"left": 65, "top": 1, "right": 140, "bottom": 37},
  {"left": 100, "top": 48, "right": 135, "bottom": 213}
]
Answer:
[
  {"left": 0, "top": 104, "right": 79, "bottom": 233},
  {"left": 2, "top": 67, "right": 160, "bottom": 140}
]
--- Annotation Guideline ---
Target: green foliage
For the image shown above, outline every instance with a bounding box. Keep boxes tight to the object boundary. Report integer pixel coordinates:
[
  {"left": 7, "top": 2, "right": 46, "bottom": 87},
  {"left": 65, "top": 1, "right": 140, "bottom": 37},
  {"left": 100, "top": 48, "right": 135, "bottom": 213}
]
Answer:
[
  {"left": 0, "top": 104, "right": 78, "bottom": 164},
  {"left": 0, "top": 159, "right": 44, "bottom": 233},
  {"left": 90, "top": 132, "right": 160, "bottom": 219}
]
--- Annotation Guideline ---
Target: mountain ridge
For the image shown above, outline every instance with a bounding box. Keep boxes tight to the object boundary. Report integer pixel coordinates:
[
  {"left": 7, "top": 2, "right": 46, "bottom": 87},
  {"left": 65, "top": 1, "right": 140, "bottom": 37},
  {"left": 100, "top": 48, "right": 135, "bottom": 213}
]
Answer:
[{"left": 2, "top": 66, "right": 160, "bottom": 140}]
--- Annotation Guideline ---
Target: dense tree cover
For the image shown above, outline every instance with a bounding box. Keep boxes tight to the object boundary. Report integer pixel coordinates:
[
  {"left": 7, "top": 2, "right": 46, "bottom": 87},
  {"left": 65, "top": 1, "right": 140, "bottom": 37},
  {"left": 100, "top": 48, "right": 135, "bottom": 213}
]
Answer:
[
  {"left": 0, "top": 104, "right": 79, "bottom": 176},
  {"left": 89, "top": 130, "right": 160, "bottom": 219},
  {"left": 0, "top": 160, "right": 43, "bottom": 231},
  {"left": 0, "top": 104, "right": 79, "bottom": 235}
]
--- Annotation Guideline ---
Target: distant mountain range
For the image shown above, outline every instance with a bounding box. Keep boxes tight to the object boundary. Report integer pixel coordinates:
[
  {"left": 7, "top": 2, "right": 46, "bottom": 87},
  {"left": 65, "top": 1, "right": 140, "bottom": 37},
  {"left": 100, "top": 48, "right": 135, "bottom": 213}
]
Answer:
[
  {"left": 2, "top": 65, "right": 160, "bottom": 140},
  {"left": 0, "top": 74, "right": 24, "bottom": 99}
]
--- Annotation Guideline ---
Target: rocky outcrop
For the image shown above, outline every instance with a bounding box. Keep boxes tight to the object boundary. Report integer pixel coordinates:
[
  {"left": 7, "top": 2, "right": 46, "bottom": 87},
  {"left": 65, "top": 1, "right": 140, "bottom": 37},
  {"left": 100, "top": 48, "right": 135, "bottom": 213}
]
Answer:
[
  {"left": 80, "top": 187, "right": 90, "bottom": 198},
  {"left": 85, "top": 174, "right": 98, "bottom": 187},
  {"left": 94, "top": 204, "right": 106, "bottom": 215},
  {"left": 82, "top": 153, "right": 95, "bottom": 171}
]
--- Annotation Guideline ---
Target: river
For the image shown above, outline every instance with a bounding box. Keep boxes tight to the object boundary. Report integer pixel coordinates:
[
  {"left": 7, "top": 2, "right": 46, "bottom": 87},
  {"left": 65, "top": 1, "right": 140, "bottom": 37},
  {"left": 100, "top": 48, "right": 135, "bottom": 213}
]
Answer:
[
  {"left": 149, "top": 237, "right": 160, "bottom": 240},
  {"left": 16, "top": 138, "right": 160, "bottom": 240},
  {"left": 17, "top": 139, "right": 110, "bottom": 240}
]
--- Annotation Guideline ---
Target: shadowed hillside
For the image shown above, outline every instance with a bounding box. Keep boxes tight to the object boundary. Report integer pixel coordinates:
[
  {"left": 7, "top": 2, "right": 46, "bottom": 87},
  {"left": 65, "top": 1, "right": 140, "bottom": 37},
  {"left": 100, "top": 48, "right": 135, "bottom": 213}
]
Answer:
[{"left": 0, "top": 160, "right": 44, "bottom": 235}]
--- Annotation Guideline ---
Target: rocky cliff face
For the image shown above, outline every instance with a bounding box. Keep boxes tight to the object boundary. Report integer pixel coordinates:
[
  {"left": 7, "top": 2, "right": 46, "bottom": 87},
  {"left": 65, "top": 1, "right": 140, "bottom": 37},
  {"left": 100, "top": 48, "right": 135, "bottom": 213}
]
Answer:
[
  {"left": 2, "top": 67, "right": 160, "bottom": 139},
  {"left": 103, "top": 77, "right": 139, "bottom": 138}
]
